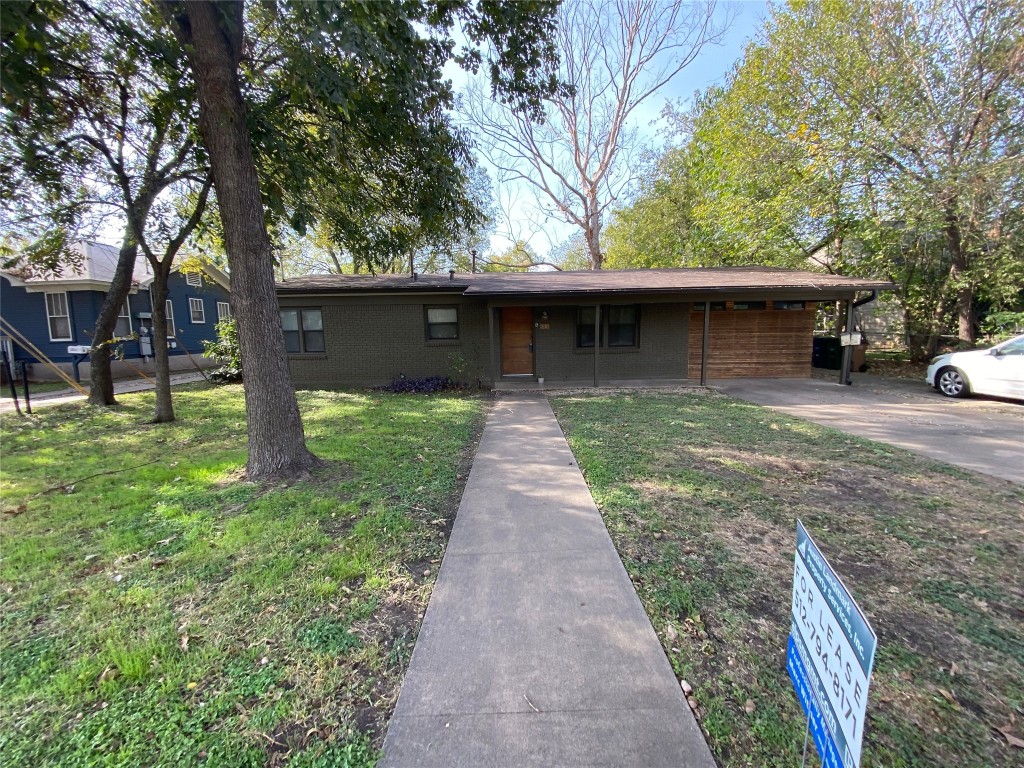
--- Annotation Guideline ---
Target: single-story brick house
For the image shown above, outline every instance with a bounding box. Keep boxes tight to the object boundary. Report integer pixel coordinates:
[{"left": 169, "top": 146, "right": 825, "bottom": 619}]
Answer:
[{"left": 275, "top": 267, "right": 891, "bottom": 388}]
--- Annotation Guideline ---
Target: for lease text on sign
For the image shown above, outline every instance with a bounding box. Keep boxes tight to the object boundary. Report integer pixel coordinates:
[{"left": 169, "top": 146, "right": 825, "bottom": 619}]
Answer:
[{"left": 788, "top": 521, "right": 877, "bottom": 768}]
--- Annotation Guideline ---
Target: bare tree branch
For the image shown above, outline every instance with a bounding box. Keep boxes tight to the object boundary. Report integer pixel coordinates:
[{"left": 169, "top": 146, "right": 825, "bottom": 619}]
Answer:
[{"left": 462, "top": 0, "right": 728, "bottom": 268}]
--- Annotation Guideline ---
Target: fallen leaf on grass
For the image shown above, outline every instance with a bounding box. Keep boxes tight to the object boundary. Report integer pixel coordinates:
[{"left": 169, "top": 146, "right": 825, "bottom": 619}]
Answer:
[
  {"left": 744, "top": 699, "right": 756, "bottom": 714},
  {"left": 995, "top": 724, "right": 1024, "bottom": 749},
  {"left": 936, "top": 688, "right": 961, "bottom": 710},
  {"left": 2, "top": 504, "right": 27, "bottom": 517},
  {"left": 949, "top": 661, "right": 959, "bottom": 677},
  {"left": 179, "top": 634, "right": 189, "bottom": 652}
]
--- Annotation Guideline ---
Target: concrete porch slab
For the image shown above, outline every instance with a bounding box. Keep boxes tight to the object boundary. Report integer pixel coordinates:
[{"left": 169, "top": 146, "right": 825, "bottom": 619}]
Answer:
[{"left": 492, "top": 377, "right": 702, "bottom": 391}]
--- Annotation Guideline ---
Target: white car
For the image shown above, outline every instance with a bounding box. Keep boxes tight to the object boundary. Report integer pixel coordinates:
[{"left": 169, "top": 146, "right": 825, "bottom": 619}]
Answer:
[{"left": 926, "top": 334, "right": 1024, "bottom": 401}]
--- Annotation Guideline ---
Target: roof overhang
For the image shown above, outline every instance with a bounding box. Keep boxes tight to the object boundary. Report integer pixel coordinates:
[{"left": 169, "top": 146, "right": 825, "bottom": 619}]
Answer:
[
  {"left": 19, "top": 279, "right": 140, "bottom": 294},
  {"left": 274, "top": 268, "right": 893, "bottom": 300}
]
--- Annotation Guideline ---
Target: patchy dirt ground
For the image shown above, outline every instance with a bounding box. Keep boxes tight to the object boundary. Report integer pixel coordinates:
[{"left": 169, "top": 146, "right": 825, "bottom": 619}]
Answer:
[{"left": 552, "top": 391, "right": 1024, "bottom": 768}]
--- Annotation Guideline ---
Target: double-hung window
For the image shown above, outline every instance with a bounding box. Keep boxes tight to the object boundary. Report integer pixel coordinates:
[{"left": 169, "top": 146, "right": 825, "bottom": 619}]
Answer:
[
  {"left": 607, "top": 306, "right": 637, "bottom": 347},
  {"left": 217, "top": 301, "right": 232, "bottom": 322},
  {"left": 425, "top": 306, "right": 459, "bottom": 340},
  {"left": 165, "top": 300, "right": 176, "bottom": 337},
  {"left": 114, "top": 300, "right": 132, "bottom": 337},
  {"left": 189, "top": 297, "right": 206, "bottom": 323},
  {"left": 45, "top": 292, "right": 72, "bottom": 341},
  {"left": 576, "top": 305, "right": 639, "bottom": 348},
  {"left": 281, "top": 309, "right": 325, "bottom": 353},
  {"left": 576, "top": 307, "right": 601, "bottom": 348}
]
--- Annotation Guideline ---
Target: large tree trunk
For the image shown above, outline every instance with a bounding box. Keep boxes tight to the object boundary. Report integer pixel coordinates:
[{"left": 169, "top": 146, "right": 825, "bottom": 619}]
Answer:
[
  {"left": 584, "top": 195, "right": 603, "bottom": 269},
  {"left": 944, "top": 206, "right": 975, "bottom": 345},
  {"left": 149, "top": 267, "right": 175, "bottom": 423},
  {"left": 173, "top": 0, "right": 319, "bottom": 479},
  {"left": 88, "top": 234, "right": 139, "bottom": 405}
]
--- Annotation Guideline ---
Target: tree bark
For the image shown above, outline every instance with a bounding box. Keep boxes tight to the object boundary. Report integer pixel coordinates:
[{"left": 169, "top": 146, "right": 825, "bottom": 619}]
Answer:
[
  {"left": 944, "top": 205, "right": 975, "bottom": 346},
  {"left": 149, "top": 267, "right": 175, "bottom": 423},
  {"left": 584, "top": 195, "right": 603, "bottom": 269},
  {"left": 172, "top": 0, "right": 319, "bottom": 479},
  {"left": 88, "top": 233, "right": 140, "bottom": 406}
]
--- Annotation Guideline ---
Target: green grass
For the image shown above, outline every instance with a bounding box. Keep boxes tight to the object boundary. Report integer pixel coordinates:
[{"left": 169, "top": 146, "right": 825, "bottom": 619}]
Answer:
[
  {"left": 551, "top": 391, "right": 1024, "bottom": 768},
  {"left": 0, "top": 384, "right": 486, "bottom": 767}
]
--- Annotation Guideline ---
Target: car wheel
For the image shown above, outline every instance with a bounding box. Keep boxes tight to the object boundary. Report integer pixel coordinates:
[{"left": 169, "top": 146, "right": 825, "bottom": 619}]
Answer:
[{"left": 936, "top": 366, "right": 970, "bottom": 398}]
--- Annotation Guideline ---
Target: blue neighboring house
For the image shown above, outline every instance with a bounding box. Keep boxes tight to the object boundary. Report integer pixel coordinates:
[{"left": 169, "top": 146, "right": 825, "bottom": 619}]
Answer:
[{"left": 0, "top": 241, "right": 231, "bottom": 382}]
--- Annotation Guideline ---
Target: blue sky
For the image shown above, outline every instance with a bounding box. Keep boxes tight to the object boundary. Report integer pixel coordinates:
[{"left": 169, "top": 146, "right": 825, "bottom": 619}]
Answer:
[{"left": 474, "top": 0, "right": 770, "bottom": 260}]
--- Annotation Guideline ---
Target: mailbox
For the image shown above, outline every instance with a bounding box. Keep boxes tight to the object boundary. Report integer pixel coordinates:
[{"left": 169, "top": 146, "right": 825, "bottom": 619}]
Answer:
[
  {"left": 138, "top": 326, "right": 153, "bottom": 358},
  {"left": 67, "top": 345, "right": 91, "bottom": 355}
]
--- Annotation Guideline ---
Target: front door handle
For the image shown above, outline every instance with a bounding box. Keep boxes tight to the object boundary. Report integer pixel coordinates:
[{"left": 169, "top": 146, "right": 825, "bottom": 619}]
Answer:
[{"left": 529, "top": 342, "right": 534, "bottom": 353}]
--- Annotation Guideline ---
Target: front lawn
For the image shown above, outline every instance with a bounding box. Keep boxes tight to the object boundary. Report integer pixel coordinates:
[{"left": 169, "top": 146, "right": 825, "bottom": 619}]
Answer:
[
  {"left": 551, "top": 392, "right": 1023, "bottom": 768},
  {"left": 0, "top": 384, "right": 486, "bottom": 767}
]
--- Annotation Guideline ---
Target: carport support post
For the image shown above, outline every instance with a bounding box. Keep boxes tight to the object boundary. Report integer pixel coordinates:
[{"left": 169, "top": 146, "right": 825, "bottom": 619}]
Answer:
[
  {"left": 700, "top": 301, "right": 710, "bottom": 387},
  {"left": 839, "top": 298, "right": 855, "bottom": 386},
  {"left": 593, "top": 303, "right": 601, "bottom": 387}
]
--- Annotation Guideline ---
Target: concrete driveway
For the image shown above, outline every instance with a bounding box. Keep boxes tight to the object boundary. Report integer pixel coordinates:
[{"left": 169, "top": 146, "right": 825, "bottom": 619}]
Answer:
[{"left": 713, "top": 375, "right": 1024, "bottom": 484}]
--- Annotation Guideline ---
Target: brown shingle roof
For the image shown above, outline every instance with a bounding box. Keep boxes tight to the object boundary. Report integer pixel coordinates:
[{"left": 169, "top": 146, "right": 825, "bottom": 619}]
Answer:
[{"left": 276, "top": 267, "right": 892, "bottom": 297}]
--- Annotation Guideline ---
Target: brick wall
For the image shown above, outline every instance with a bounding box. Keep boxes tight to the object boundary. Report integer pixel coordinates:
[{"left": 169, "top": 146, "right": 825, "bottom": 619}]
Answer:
[
  {"left": 279, "top": 295, "right": 491, "bottom": 388},
  {"left": 279, "top": 292, "right": 824, "bottom": 389},
  {"left": 687, "top": 301, "right": 816, "bottom": 378},
  {"left": 532, "top": 302, "right": 689, "bottom": 382}
]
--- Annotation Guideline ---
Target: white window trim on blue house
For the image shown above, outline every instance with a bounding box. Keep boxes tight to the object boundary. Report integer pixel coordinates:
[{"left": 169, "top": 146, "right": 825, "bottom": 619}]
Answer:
[
  {"left": 114, "top": 300, "right": 132, "bottom": 337},
  {"left": 189, "top": 297, "right": 206, "bottom": 324},
  {"left": 217, "top": 301, "right": 231, "bottom": 322},
  {"left": 166, "top": 299, "right": 175, "bottom": 337},
  {"left": 45, "top": 291, "right": 72, "bottom": 341}
]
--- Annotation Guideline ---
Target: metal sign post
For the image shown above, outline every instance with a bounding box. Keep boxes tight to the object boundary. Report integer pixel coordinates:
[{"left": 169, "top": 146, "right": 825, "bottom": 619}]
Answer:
[{"left": 787, "top": 520, "right": 877, "bottom": 768}]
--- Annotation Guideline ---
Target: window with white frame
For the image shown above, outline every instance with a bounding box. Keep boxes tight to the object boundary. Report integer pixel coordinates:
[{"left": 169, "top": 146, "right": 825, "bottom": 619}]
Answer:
[
  {"left": 45, "top": 292, "right": 72, "bottom": 341},
  {"left": 114, "top": 300, "right": 132, "bottom": 337},
  {"left": 165, "top": 299, "right": 175, "bottom": 337},
  {"left": 189, "top": 297, "right": 206, "bottom": 323},
  {"left": 217, "top": 301, "right": 232, "bottom": 322},
  {"left": 186, "top": 272, "right": 202, "bottom": 287}
]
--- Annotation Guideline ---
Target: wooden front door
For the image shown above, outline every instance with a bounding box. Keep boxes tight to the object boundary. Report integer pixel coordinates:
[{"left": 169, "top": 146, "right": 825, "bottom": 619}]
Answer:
[{"left": 500, "top": 307, "right": 534, "bottom": 375}]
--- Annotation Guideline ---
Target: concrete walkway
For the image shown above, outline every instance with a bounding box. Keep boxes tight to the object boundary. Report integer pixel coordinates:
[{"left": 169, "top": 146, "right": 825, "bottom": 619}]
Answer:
[
  {"left": 381, "top": 396, "right": 714, "bottom": 767},
  {"left": 0, "top": 371, "right": 209, "bottom": 414}
]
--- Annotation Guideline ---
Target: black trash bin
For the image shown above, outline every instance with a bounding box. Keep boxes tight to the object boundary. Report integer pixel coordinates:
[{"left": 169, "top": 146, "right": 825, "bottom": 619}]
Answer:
[{"left": 812, "top": 337, "right": 843, "bottom": 370}]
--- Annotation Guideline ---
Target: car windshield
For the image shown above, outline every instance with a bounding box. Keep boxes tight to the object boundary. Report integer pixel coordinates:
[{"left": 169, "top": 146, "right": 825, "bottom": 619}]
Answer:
[{"left": 996, "top": 337, "right": 1024, "bottom": 355}]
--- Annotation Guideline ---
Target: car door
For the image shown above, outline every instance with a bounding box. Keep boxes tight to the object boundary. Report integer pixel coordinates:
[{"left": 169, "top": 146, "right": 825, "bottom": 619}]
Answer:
[{"left": 989, "top": 337, "right": 1024, "bottom": 399}]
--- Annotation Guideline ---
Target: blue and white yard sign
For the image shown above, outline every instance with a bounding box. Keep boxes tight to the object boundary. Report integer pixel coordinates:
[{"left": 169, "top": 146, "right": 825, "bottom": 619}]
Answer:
[{"left": 787, "top": 521, "right": 877, "bottom": 768}]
